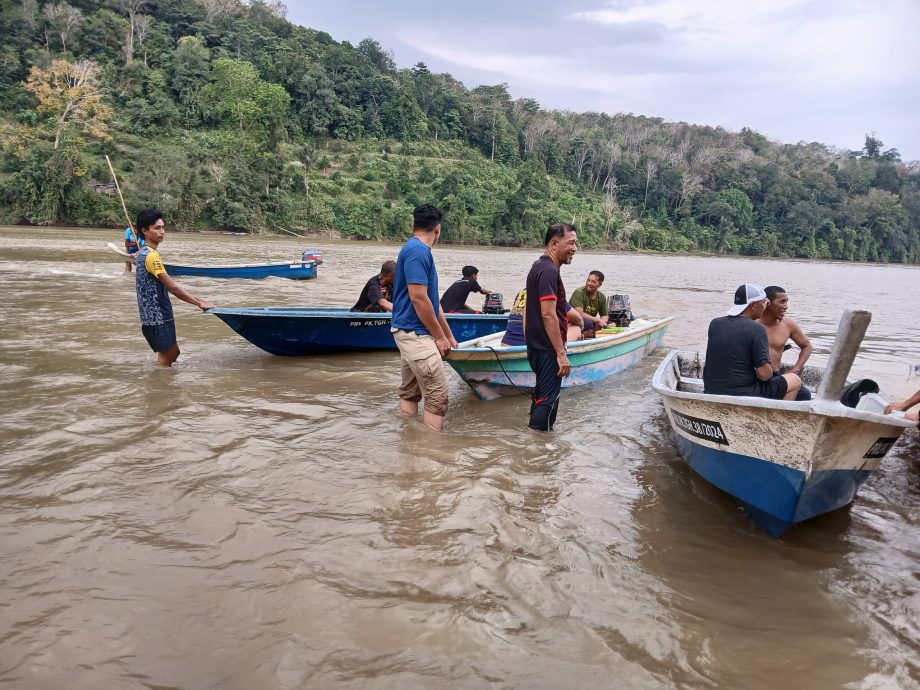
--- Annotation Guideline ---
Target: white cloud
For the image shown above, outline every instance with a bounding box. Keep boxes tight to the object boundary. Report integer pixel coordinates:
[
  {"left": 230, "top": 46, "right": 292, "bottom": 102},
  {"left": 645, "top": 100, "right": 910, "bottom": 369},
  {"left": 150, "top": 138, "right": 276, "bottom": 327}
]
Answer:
[{"left": 290, "top": 0, "right": 920, "bottom": 157}]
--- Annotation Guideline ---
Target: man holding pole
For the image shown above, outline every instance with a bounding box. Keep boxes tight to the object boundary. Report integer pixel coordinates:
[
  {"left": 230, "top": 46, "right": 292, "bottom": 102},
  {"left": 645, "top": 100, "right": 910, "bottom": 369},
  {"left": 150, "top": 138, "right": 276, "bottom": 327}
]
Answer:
[{"left": 135, "top": 209, "right": 214, "bottom": 367}]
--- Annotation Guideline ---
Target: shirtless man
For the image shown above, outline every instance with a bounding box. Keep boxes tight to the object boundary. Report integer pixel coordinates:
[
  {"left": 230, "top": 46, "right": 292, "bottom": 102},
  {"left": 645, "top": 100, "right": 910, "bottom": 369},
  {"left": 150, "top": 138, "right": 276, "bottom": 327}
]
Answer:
[{"left": 759, "top": 286, "right": 813, "bottom": 375}]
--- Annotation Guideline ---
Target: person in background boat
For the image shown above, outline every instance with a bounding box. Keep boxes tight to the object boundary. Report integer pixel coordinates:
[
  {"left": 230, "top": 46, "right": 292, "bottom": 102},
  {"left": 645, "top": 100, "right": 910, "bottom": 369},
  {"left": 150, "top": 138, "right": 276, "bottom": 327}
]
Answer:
[
  {"left": 123, "top": 226, "right": 144, "bottom": 273},
  {"left": 440, "top": 265, "right": 493, "bottom": 313},
  {"left": 500, "top": 288, "right": 584, "bottom": 346},
  {"left": 569, "top": 270, "right": 609, "bottom": 337},
  {"left": 885, "top": 388, "right": 920, "bottom": 424},
  {"left": 758, "top": 285, "right": 813, "bottom": 375},
  {"left": 391, "top": 204, "right": 458, "bottom": 432},
  {"left": 134, "top": 209, "right": 214, "bottom": 367},
  {"left": 351, "top": 260, "right": 395, "bottom": 312},
  {"left": 524, "top": 222, "right": 578, "bottom": 432},
  {"left": 703, "top": 283, "right": 801, "bottom": 401}
]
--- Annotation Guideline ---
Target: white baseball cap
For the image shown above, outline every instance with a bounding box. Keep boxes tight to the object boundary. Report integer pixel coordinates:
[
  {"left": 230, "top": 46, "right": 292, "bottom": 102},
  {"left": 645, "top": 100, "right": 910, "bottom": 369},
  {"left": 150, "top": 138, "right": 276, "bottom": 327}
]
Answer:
[{"left": 727, "top": 283, "right": 767, "bottom": 316}]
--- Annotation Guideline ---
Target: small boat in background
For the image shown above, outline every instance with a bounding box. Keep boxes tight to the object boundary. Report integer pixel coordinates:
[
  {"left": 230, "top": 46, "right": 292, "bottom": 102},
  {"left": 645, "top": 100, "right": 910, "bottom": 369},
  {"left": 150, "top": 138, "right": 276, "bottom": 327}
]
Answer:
[
  {"left": 209, "top": 307, "right": 508, "bottom": 356},
  {"left": 105, "top": 242, "right": 319, "bottom": 279},
  {"left": 653, "top": 310, "right": 916, "bottom": 537},
  {"left": 164, "top": 259, "right": 317, "bottom": 280},
  {"left": 445, "top": 316, "right": 672, "bottom": 400}
]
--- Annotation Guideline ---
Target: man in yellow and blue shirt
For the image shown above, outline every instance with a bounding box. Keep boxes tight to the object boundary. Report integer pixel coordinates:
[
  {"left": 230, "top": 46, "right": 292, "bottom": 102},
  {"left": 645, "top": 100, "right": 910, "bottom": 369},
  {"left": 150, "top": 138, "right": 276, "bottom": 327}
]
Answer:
[{"left": 135, "top": 209, "right": 214, "bottom": 366}]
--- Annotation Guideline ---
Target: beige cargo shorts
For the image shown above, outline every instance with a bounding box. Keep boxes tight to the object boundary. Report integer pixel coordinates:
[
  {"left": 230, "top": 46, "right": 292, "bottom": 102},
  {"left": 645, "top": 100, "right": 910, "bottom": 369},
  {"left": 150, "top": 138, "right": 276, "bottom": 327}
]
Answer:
[{"left": 393, "top": 329, "right": 449, "bottom": 416}]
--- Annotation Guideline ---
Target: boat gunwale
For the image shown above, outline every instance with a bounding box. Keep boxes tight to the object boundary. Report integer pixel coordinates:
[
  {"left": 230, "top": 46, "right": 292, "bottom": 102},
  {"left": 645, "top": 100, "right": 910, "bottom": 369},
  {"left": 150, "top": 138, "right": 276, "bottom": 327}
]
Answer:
[
  {"left": 106, "top": 243, "right": 316, "bottom": 270},
  {"left": 165, "top": 260, "right": 317, "bottom": 270},
  {"left": 447, "top": 316, "right": 673, "bottom": 361},
  {"left": 208, "top": 307, "right": 506, "bottom": 320},
  {"left": 652, "top": 350, "right": 916, "bottom": 429}
]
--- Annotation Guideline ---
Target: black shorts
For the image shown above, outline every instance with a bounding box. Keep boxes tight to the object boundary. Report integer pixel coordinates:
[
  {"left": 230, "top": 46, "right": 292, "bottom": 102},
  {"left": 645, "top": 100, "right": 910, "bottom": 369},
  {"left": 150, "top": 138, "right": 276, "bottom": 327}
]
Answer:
[
  {"left": 759, "top": 374, "right": 789, "bottom": 400},
  {"left": 141, "top": 321, "right": 177, "bottom": 353}
]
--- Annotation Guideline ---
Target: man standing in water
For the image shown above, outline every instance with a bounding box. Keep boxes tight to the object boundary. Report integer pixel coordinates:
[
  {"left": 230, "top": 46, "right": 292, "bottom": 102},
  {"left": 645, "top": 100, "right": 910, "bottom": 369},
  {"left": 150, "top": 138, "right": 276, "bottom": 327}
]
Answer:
[
  {"left": 524, "top": 222, "right": 577, "bottom": 431},
  {"left": 758, "top": 285, "right": 813, "bottom": 375},
  {"left": 391, "top": 204, "right": 458, "bottom": 431},
  {"left": 135, "top": 209, "right": 214, "bottom": 367}
]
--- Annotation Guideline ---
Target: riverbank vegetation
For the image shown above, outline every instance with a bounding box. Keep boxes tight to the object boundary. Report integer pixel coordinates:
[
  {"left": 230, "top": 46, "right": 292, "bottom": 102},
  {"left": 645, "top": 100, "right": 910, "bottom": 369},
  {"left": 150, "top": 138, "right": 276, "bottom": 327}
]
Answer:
[{"left": 1, "top": 0, "right": 918, "bottom": 262}]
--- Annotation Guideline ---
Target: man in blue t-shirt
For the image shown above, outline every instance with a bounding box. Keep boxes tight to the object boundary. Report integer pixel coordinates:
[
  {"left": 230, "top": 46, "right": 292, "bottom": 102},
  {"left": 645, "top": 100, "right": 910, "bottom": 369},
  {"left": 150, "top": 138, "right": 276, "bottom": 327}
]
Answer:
[
  {"left": 391, "top": 204, "right": 458, "bottom": 431},
  {"left": 123, "top": 227, "right": 145, "bottom": 273},
  {"left": 524, "top": 222, "right": 578, "bottom": 431},
  {"left": 703, "top": 283, "right": 801, "bottom": 400}
]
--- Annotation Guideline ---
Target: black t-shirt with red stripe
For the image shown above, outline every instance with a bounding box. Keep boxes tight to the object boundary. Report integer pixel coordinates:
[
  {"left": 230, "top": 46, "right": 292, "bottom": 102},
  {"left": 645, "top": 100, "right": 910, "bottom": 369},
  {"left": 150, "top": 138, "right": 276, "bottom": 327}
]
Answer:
[{"left": 524, "top": 255, "right": 567, "bottom": 352}]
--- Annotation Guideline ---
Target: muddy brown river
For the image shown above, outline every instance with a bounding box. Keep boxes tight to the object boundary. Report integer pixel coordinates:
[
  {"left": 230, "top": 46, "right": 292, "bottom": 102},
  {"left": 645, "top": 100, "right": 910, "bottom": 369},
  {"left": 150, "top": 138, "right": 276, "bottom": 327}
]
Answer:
[{"left": 1, "top": 226, "right": 918, "bottom": 689}]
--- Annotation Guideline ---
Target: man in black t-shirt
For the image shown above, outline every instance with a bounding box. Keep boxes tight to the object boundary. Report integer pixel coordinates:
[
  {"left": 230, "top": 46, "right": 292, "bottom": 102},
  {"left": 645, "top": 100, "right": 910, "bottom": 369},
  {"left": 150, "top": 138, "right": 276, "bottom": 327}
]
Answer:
[
  {"left": 525, "top": 222, "right": 577, "bottom": 431},
  {"left": 703, "top": 283, "right": 801, "bottom": 400},
  {"left": 351, "top": 260, "right": 396, "bottom": 312},
  {"left": 440, "top": 265, "right": 493, "bottom": 313}
]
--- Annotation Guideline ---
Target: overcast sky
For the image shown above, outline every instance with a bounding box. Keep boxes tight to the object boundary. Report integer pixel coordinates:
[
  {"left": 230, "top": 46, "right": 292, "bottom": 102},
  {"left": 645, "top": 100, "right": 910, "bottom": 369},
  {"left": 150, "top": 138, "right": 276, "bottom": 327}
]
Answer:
[{"left": 287, "top": 0, "right": 920, "bottom": 161}]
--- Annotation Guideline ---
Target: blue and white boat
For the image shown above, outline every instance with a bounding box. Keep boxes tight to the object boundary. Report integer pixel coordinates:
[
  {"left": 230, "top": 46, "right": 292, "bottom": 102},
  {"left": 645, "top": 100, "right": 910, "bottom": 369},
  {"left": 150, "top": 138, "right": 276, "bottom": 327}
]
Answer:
[
  {"left": 445, "top": 316, "right": 672, "bottom": 400},
  {"left": 652, "top": 310, "right": 915, "bottom": 537},
  {"left": 209, "top": 307, "right": 508, "bottom": 356},
  {"left": 163, "top": 259, "right": 317, "bottom": 280},
  {"left": 106, "top": 242, "right": 318, "bottom": 279}
]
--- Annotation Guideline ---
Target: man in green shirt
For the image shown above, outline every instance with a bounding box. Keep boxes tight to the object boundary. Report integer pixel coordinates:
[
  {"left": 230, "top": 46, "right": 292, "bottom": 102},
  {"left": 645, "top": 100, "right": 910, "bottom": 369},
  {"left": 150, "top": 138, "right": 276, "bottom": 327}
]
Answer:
[{"left": 569, "top": 270, "right": 609, "bottom": 336}]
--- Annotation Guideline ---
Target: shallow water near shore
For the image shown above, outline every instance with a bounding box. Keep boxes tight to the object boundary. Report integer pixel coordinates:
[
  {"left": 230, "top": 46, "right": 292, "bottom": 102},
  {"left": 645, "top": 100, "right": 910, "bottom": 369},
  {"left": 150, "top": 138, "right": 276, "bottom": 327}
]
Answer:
[{"left": 1, "top": 226, "right": 918, "bottom": 689}]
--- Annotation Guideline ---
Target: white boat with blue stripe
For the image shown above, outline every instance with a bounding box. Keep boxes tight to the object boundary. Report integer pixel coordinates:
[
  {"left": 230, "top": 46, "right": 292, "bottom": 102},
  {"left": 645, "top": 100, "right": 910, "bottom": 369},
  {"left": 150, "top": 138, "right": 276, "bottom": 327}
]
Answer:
[
  {"left": 446, "top": 316, "right": 672, "bottom": 401},
  {"left": 652, "top": 310, "right": 915, "bottom": 537}
]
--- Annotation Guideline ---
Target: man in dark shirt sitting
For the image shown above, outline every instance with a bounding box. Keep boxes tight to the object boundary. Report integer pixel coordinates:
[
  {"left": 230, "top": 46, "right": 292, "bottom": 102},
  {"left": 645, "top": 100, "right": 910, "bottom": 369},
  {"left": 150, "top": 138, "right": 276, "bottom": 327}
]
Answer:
[
  {"left": 440, "top": 265, "right": 493, "bottom": 313},
  {"left": 703, "top": 283, "right": 802, "bottom": 400},
  {"left": 351, "top": 260, "right": 396, "bottom": 312}
]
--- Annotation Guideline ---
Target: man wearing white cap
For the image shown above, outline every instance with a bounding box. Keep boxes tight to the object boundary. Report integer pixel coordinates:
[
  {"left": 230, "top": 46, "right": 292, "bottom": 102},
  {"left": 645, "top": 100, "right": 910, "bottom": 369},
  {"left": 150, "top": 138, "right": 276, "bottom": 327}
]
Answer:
[{"left": 703, "top": 283, "right": 802, "bottom": 400}]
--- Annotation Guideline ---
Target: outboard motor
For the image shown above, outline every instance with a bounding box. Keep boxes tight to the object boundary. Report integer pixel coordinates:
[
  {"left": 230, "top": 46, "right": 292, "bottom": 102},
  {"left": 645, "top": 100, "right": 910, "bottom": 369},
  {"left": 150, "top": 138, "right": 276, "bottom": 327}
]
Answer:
[
  {"left": 607, "top": 293, "right": 633, "bottom": 327},
  {"left": 301, "top": 249, "right": 324, "bottom": 264},
  {"left": 482, "top": 293, "right": 509, "bottom": 314}
]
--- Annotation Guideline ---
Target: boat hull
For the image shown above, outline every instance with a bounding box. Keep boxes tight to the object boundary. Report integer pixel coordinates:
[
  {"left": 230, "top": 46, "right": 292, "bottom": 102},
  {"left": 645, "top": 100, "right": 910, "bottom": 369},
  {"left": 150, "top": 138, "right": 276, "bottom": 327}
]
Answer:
[
  {"left": 446, "top": 318, "right": 671, "bottom": 400},
  {"left": 164, "top": 261, "right": 317, "bottom": 280},
  {"left": 106, "top": 243, "right": 317, "bottom": 279},
  {"left": 209, "top": 308, "right": 507, "bottom": 356},
  {"left": 653, "top": 351, "right": 912, "bottom": 536}
]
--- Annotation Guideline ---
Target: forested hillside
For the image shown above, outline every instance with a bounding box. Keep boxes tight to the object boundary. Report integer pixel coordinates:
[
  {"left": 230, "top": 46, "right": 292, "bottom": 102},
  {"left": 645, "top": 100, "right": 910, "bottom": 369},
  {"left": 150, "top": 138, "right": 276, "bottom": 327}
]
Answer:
[{"left": 1, "top": 0, "right": 918, "bottom": 262}]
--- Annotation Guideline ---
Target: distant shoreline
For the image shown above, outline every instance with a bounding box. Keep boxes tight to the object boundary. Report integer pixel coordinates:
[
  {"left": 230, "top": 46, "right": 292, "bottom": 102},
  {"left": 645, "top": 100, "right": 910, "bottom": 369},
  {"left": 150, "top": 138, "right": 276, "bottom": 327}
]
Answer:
[{"left": 2, "top": 224, "right": 918, "bottom": 266}]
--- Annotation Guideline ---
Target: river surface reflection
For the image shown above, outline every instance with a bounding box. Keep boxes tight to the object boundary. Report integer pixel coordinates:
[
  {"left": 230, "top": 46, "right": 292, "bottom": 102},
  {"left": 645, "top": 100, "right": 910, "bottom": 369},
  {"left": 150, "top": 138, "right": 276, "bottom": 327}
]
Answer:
[{"left": 0, "top": 227, "right": 917, "bottom": 689}]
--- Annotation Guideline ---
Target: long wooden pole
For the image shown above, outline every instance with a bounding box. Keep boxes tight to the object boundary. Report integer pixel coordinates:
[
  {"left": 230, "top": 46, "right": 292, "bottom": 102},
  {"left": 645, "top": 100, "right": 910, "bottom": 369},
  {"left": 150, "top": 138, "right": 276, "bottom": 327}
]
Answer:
[{"left": 105, "top": 155, "right": 140, "bottom": 259}]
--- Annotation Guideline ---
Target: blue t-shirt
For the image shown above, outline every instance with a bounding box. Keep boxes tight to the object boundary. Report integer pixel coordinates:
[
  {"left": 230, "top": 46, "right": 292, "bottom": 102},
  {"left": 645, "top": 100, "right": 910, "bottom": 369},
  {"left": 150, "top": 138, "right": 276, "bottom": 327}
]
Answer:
[
  {"left": 392, "top": 236, "right": 440, "bottom": 335},
  {"left": 124, "top": 228, "right": 145, "bottom": 253}
]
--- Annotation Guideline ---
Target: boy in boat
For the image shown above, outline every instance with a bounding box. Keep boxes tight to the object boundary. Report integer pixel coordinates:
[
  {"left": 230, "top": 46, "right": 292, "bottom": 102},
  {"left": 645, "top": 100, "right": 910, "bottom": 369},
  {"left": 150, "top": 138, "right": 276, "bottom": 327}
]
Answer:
[
  {"left": 123, "top": 226, "right": 144, "bottom": 272},
  {"left": 440, "top": 265, "right": 494, "bottom": 313},
  {"left": 703, "top": 283, "right": 801, "bottom": 401},
  {"left": 569, "top": 270, "right": 609, "bottom": 336},
  {"left": 135, "top": 209, "right": 214, "bottom": 367},
  {"left": 524, "top": 222, "right": 577, "bottom": 432},
  {"left": 758, "top": 286, "right": 813, "bottom": 375},
  {"left": 391, "top": 204, "right": 458, "bottom": 432},
  {"left": 500, "top": 288, "right": 584, "bottom": 346},
  {"left": 351, "top": 260, "right": 395, "bottom": 312}
]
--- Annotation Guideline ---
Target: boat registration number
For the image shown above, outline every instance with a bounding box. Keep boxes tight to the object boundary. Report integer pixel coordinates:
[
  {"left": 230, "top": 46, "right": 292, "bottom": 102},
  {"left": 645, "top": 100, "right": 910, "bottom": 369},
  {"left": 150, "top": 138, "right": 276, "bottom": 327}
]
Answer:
[
  {"left": 348, "top": 319, "right": 390, "bottom": 327},
  {"left": 671, "top": 409, "right": 729, "bottom": 445},
  {"left": 863, "top": 437, "right": 898, "bottom": 459}
]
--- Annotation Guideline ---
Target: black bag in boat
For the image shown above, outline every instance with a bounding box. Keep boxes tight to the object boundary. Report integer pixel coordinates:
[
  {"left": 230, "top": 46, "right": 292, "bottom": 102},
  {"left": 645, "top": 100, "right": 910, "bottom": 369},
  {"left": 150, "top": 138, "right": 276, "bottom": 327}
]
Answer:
[{"left": 839, "top": 379, "right": 880, "bottom": 408}]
